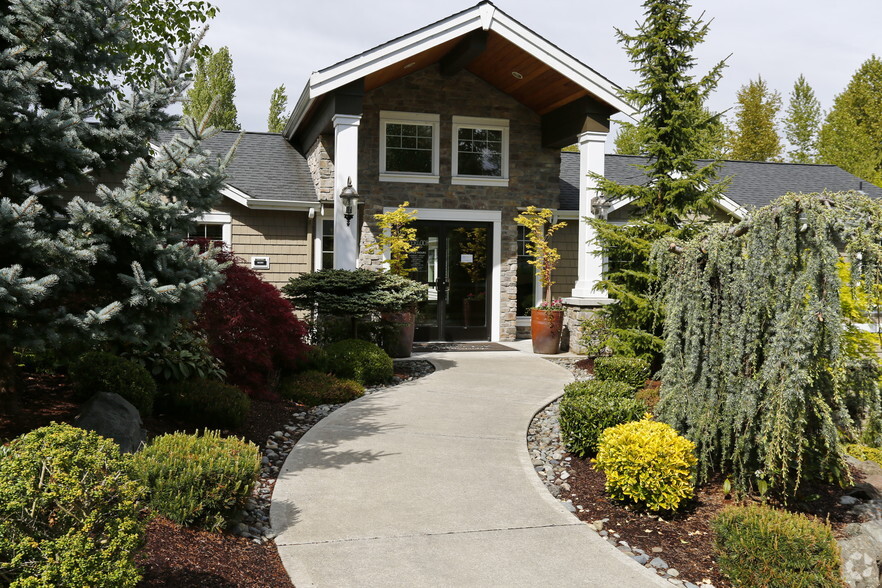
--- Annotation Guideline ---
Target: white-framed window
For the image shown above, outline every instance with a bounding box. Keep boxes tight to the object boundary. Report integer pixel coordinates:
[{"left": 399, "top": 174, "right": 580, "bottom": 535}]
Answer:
[
  {"left": 379, "top": 111, "right": 440, "bottom": 184},
  {"left": 188, "top": 212, "right": 232, "bottom": 248},
  {"left": 452, "top": 115, "right": 509, "bottom": 187}
]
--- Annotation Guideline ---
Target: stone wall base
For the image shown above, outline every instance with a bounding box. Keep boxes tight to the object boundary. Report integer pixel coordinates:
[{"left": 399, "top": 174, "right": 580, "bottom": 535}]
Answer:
[{"left": 562, "top": 297, "right": 614, "bottom": 355}]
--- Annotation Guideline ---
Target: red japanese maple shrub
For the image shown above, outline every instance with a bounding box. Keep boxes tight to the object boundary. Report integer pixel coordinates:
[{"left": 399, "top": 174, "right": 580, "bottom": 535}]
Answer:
[{"left": 198, "top": 257, "right": 308, "bottom": 399}]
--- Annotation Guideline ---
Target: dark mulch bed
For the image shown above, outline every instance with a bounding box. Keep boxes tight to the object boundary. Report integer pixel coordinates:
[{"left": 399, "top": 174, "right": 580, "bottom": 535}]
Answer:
[
  {"left": 0, "top": 373, "right": 80, "bottom": 441},
  {"left": 564, "top": 454, "right": 862, "bottom": 587}
]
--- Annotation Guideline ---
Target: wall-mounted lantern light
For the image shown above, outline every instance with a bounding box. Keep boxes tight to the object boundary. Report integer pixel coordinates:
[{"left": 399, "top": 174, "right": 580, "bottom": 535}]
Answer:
[{"left": 339, "top": 177, "right": 359, "bottom": 226}]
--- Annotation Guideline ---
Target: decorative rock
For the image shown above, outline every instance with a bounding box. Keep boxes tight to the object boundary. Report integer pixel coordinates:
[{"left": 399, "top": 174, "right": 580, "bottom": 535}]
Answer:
[
  {"left": 632, "top": 554, "right": 649, "bottom": 565},
  {"left": 562, "top": 502, "right": 576, "bottom": 513},
  {"left": 848, "top": 483, "right": 882, "bottom": 501},
  {"left": 667, "top": 568, "right": 680, "bottom": 577},
  {"left": 841, "top": 495, "right": 860, "bottom": 506},
  {"left": 652, "top": 547, "right": 664, "bottom": 553},
  {"left": 74, "top": 392, "right": 146, "bottom": 453},
  {"left": 650, "top": 557, "right": 669, "bottom": 569}
]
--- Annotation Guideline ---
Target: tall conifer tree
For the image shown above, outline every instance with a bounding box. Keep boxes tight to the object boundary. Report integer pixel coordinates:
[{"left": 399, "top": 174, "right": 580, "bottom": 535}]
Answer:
[
  {"left": 184, "top": 46, "right": 240, "bottom": 130},
  {"left": 728, "top": 76, "right": 782, "bottom": 162},
  {"left": 818, "top": 56, "right": 882, "bottom": 186},
  {"left": 0, "top": 0, "right": 229, "bottom": 397},
  {"left": 783, "top": 75, "right": 822, "bottom": 164},
  {"left": 589, "top": 0, "right": 727, "bottom": 362}
]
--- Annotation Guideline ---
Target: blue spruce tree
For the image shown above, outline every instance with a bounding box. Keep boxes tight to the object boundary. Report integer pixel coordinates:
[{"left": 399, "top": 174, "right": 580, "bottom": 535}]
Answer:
[{"left": 0, "top": 0, "right": 231, "bottom": 396}]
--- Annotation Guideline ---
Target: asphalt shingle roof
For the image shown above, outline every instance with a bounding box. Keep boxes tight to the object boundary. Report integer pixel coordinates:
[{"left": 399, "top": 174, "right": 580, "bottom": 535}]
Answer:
[
  {"left": 159, "top": 130, "right": 317, "bottom": 202},
  {"left": 559, "top": 152, "right": 882, "bottom": 211}
]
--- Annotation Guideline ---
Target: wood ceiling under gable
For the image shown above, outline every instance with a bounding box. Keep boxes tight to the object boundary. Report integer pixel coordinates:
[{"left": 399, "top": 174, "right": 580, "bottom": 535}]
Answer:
[{"left": 364, "top": 31, "right": 592, "bottom": 115}]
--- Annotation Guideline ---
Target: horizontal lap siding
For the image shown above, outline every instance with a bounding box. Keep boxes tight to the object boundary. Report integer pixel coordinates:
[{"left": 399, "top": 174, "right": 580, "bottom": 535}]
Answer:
[
  {"left": 551, "top": 222, "right": 578, "bottom": 300},
  {"left": 215, "top": 201, "right": 312, "bottom": 289}
]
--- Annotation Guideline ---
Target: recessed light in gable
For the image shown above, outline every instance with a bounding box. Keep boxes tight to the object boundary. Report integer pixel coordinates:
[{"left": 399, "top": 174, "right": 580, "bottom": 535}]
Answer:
[{"left": 511, "top": 71, "right": 523, "bottom": 79}]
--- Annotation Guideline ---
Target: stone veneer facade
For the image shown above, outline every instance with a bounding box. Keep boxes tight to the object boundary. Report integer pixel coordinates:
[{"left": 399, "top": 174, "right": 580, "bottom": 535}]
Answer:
[{"left": 346, "top": 64, "right": 562, "bottom": 341}]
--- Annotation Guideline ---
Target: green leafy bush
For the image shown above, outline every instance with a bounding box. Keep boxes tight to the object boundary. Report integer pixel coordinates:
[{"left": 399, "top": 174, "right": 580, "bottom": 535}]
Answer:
[
  {"left": 159, "top": 379, "right": 251, "bottom": 429},
  {"left": 69, "top": 351, "right": 157, "bottom": 415},
  {"left": 559, "top": 393, "right": 644, "bottom": 457},
  {"left": 563, "top": 379, "right": 633, "bottom": 400},
  {"left": 711, "top": 504, "right": 845, "bottom": 588},
  {"left": 298, "top": 345, "right": 329, "bottom": 373},
  {"left": 594, "top": 417, "right": 696, "bottom": 512},
  {"left": 593, "top": 356, "right": 650, "bottom": 389},
  {"left": 125, "top": 322, "right": 225, "bottom": 383},
  {"left": 132, "top": 430, "right": 260, "bottom": 530},
  {"left": 0, "top": 424, "right": 146, "bottom": 587},
  {"left": 280, "top": 371, "right": 365, "bottom": 406},
  {"left": 324, "top": 339, "right": 393, "bottom": 386}
]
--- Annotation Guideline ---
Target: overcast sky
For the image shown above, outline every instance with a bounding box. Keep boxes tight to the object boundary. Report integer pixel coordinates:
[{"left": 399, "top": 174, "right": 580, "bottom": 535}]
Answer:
[{"left": 197, "top": 0, "right": 882, "bottom": 147}]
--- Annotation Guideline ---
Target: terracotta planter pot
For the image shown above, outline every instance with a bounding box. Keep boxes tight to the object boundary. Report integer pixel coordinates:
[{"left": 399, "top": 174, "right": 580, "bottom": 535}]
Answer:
[
  {"left": 380, "top": 310, "right": 415, "bottom": 358},
  {"left": 530, "top": 309, "right": 564, "bottom": 354}
]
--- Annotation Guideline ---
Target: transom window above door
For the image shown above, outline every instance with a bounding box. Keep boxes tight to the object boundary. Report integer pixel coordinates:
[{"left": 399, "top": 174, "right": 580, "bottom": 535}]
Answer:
[
  {"left": 452, "top": 116, "right": 509, "bottom": 187},
  {"left": 379, "top": 111, "right": 440, "bottom": 183}
]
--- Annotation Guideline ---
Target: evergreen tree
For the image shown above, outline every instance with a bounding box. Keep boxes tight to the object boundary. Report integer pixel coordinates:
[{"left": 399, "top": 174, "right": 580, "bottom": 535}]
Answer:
[
  {"left": 267, "top": 84, "right": 289, "bottom": 133},
  {"left": 783, "top": 75, "right": 822, "bottom": 164},
  {"left": 728, "top": 76, "right": 782, "bottom": 162},
  {"left": 614, "top": 106, "right": 729, "bottom": 159},
  {"left": 589, "top": 0, "right": 728, "bottom": 363},
  {"left": 184, "top": 46, "right": 240, "bottom": 130},
  {"left": 818, "top": 56, "right": 882, "bottom": 186},
  {"left": 0, "top": 0, "right": 230, "bottom": 396}
]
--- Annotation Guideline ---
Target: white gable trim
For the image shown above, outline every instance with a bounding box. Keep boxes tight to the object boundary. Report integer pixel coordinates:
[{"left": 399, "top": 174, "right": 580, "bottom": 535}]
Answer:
[
  {"left": 605, "top": 193, "right": 748, "bottom": 221},
  {"left": 286, "top": 3, "right": 633, "bottom": 138},
  {"left": 220, "top": 185, "right": 318, "bottom": 212}
]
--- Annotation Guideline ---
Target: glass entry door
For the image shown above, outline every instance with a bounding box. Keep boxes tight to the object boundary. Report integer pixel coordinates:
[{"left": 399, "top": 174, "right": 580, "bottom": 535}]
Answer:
[{"left": 409, "top": 221, "right": 492, "bottom": 341}]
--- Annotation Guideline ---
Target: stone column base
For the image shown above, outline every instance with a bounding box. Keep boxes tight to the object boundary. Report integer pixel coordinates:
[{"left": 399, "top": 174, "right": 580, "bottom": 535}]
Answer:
[{"left": 562, "top": 297, "right": 615, "bottom": 355}]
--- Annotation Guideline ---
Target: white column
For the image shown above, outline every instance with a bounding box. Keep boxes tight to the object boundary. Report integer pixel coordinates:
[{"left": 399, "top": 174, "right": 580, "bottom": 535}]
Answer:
[
  {"left": 332, "top": 114, "right": 361, "bottom": 270},
  {"left": 570, "top": 130, "right": 611, "bottom": 300}
]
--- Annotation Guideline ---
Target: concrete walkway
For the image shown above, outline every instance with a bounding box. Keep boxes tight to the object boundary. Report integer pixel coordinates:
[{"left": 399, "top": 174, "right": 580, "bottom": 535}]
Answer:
[{"left": 269, "top": 349, "right": 668, "bottom": 587}]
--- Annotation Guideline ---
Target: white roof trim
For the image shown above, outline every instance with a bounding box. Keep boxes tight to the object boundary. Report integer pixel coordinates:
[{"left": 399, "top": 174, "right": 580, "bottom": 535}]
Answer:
[
  {"left": 220, "top": 185, "right": 317, "bottom": 211},
  {"left": 286, "top": 2, "right": 633, "bottom": 138},
  {"left": 605, "top": 193, "right": 747, "bottom": 220}
]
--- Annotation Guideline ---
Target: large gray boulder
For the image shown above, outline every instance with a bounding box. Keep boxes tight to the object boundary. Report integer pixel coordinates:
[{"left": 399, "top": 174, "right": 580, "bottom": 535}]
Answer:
[{"left": 74, "top": 392, "right": 146, "bottom": 453}]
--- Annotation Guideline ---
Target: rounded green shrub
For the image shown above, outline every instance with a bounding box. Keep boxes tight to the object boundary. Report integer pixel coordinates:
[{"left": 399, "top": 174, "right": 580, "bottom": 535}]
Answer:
[
  {"left": 593, "top": 356, "right": 650, "bottom": 389},
  {"left": 0, "top": 423, "right": 146, "bottom": 587},
  {"left": 711, "top": 504, "right": 844, "bottom": 588},
  {"left": 69, "top": 351, "right": 157, "bottom": 415},
  {"left": 845, "top": 443, "right": 882, "bottom": 467},
  {"left": 559, "top": 393, "right": 644, "bottom": 457},
  {"left": 159, "top": 379, "right": 251, "bottom": 429},
  {"left": 563, "top": 379, "right": 633, "bottom": 400},
  {"left": 280, "top": 370, "right": 365, "bottom": 406},
  {"left": 132, "top": 430, "right": 260, "bottom": 531},
  {"left": 594, "top": 417, "right": 696, "bottom": 512},
  {"left": 324, "top": 339, "right": 393, "bottom": 386}
]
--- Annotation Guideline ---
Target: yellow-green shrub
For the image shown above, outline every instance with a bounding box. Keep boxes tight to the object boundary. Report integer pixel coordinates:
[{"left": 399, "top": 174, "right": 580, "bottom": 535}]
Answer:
[
  {"left": 594, "top": 417, "right": 696, "bottom": 512},
  {"left": 711, "top": 504, "right": 845, "bottom": 588},
  {"left": 845, "top": 443, "right": 882, "bottom": 467},
  {"left": 132, "top": 430, "right": 259, "bottom": 530},
  {"left": 0, "top": 424, "right": 146, "bottom": 587}
]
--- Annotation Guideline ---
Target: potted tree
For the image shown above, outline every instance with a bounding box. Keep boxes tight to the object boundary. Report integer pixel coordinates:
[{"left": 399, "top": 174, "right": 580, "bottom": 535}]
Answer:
[
  {"left": 365, "top": 202, "right": 423, "bottom": 357},
  {"left": 514, "top": 206, "right": 567, "bottom": 354}
]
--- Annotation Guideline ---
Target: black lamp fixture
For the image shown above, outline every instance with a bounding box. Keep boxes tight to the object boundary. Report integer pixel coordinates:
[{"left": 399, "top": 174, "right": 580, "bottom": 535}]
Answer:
[{"left": 339, "top": 177, "right": 358, "bottom": 226}]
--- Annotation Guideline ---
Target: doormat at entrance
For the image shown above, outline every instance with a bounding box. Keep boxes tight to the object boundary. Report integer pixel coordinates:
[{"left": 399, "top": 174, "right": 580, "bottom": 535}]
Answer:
[{"left": 413, "top": 342, "right": 517, "bottom": 352}]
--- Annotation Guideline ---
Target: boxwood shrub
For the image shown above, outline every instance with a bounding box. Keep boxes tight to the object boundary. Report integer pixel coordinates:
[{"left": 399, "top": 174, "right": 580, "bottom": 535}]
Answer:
[
  {"left": 711, "top": 504, "right": 844, "bottom": 588},
  {"left": 280, "top": 370, "right": 365, "bottom": 406},
  {"left": 559, "top": 393, "right": 644, "bottom": 457},
  {"left": 563, "top": 379, "right": 633, "bottom": 401},
  {"left": 0, "top": 424, "right": 146, "bottom": 587},
  {"left": 593, "top": 356, "right": 651, "bottom": 389},
  {"left": 594, "top": 417, "right": 696, "bottom": 512},
  {"left": 159, "top": 378, "right": 251, "bottom": 430},
  {"left": 132, "top": 430, "right": 260, "bottom": 531},
  {"left": 69, "top": 351, "right": 157, "bottom": 415},
  {"left": 324, "top": 339, "right": 393, "bottom": 386}
]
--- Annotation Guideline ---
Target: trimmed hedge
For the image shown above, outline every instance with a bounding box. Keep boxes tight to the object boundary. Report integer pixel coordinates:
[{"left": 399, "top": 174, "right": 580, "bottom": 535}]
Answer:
[
  {"left": 0, "top": 424, "right": 146, "bottom": 587},
  {"left": 594, "top": 417, "right": 696, "bottom": 512},
  {"left": 559, "top": 393, "right": 644, "bottom": 457},
  {"left": 563, "top": 379, "right": 633, "bottom": 401},
  {"left": 593, "top": 356, "right": 650, "bottom": 389},
  {"left": 159, "top": 379, "right": 251, "bottom": 429},
  {"left": 132, "top": 430, "right": 260, "bottom": 531},
  {"left": 324, "top": 339, "right": 393, "bottom": 386},
  {"left": 69, "top": 351, "right": 157, "bottom": 415},
  {"left": 712, "top": 504, "right": 845, "bottom": 588},
  {"left": 280, "top": 370, "right": 364, "bottom": 406}
]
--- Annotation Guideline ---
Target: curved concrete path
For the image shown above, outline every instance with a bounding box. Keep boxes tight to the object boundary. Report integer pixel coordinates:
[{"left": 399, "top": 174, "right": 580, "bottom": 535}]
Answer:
[{"left": 270, "top": 349, "right": 668, "bottom": 587}]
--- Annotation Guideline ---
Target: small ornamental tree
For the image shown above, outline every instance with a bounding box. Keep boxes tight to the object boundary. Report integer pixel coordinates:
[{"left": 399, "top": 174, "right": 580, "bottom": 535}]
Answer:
[
  {"left": 514, "top": 206, "right": 566, "bottom": 308},
  {"left": 365, "top": 202, "right": 419, "bottom": 276},
  {"left": 198, "top": 256, "right": 308, "bottom": 398},
  {"left": 655, "top": 191, "right": 882, "bottom": 497}
]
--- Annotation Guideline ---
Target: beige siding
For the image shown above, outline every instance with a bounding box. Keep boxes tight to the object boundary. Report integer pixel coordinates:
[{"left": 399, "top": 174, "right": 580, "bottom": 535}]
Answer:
[
  {"left": 215, "top": 200, "right": 313, "bottom": 289},
  {"left": 551, "top": 222, "right": 579, "bottom": 300}
]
